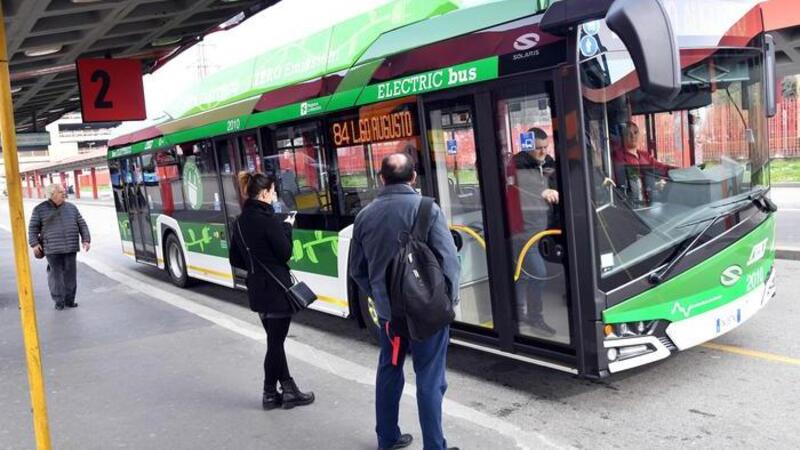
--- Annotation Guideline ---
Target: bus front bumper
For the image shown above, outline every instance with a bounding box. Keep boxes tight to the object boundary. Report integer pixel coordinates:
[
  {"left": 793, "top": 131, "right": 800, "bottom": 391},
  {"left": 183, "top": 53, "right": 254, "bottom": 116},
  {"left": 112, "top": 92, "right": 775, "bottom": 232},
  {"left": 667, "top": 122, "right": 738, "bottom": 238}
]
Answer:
[
  {"left": 665, "top": 267, "right": 777, "bottom": 351},
  {"left": 604, "top": 267, "right": 777, "bottom": 374}
]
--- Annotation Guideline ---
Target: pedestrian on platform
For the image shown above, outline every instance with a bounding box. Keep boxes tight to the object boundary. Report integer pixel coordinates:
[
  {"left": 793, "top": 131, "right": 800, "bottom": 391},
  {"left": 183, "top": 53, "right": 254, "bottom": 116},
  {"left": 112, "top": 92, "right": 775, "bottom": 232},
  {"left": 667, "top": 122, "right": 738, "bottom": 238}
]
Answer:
[
  {"left": 229, "top": 171, "right": 315, "bottom": 411},
  {"left": 350, "top": 152, "right": 461, "bottom": 450},
  {"left": 28, "top": 183, "right": 91, "bottom": 310}
]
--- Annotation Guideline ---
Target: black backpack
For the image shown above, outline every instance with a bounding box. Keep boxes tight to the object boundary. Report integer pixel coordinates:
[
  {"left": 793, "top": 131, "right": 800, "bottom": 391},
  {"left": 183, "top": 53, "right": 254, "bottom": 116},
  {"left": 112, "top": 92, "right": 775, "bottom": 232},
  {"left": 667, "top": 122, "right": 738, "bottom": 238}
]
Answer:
[{"left": 386, "top": 197, "right": 455, "bottom": 341}]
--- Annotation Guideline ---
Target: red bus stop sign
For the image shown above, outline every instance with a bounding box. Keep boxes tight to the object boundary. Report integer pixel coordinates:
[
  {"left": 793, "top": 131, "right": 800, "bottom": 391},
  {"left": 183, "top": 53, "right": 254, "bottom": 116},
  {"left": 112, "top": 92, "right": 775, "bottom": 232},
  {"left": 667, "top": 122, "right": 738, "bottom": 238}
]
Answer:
[{"left": 76, "top": 58, "right": 147, "bottom": 122}]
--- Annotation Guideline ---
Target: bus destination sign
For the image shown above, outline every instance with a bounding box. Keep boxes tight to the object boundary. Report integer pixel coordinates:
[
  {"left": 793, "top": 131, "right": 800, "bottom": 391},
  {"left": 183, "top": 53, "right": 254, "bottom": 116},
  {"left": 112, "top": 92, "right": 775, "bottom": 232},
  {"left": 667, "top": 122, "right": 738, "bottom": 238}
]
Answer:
[{"left": 331, "top": 110, "right": 416, "bottom": 147}]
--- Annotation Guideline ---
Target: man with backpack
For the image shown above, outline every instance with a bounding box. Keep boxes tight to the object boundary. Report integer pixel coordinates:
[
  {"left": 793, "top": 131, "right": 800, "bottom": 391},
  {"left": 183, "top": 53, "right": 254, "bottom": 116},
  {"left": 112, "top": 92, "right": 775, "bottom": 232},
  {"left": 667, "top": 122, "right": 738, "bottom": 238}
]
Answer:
[{"left": 350, "top": 152, "right": 460, "bottom": 450}]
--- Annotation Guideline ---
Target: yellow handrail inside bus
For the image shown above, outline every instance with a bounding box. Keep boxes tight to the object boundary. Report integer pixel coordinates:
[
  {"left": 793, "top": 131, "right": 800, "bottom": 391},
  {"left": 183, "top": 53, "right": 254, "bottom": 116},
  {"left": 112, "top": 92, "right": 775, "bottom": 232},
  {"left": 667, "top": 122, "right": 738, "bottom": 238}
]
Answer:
[
  {"left": 514, "top": 229, "right": 562, "bottom": 282},
  {"left": 450, "top": 225, "right": 486, "bottom": 250}
]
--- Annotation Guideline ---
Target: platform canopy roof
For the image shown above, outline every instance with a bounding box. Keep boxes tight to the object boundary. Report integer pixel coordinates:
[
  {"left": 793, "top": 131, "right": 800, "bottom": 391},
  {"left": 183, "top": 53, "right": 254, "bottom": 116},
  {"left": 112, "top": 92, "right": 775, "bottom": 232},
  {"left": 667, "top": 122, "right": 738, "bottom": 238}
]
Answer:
[{"left": 2, "top": 0, "right": 280, "bottom": 133}]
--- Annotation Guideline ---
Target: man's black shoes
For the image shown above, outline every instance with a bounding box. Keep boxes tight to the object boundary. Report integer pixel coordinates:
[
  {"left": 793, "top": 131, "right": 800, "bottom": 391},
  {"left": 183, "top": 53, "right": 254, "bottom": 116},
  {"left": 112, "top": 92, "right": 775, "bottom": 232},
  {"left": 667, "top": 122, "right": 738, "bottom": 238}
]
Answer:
[
  {"left": 66, "top": 302, "right": 78, "bottom": 308},
  {"left": 379, "top": 433, "right": 413, "bottom": 450},
  {"left": 54, "top": 302, "right": 65, "bottom": 310}
]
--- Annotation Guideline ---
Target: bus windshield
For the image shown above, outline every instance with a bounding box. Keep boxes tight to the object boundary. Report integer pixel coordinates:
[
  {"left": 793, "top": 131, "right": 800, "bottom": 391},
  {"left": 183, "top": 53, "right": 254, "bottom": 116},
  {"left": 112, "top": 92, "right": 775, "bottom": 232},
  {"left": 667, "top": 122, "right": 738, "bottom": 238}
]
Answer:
[{"left": 580, "top": 26, "right": 769, "bottom": 281}]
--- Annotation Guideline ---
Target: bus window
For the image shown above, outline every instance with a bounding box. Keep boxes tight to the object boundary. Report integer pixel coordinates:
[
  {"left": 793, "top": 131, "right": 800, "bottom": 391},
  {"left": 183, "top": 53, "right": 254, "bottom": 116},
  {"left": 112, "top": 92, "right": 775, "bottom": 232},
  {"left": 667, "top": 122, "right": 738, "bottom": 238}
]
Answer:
[
  {"left": 141, "top": 153, "right": 161, "bottom": 213},
  {"left": 175, "top": 140, "right": 225, "bottom": 219},
  {"left": 497, "top": 89, "right": 570, "bottom": 345},
  {"left": 240, "top": 134, "right": 262, "bottom": 173},
  {"left": 269, "top": 122, "right": 331, "bottom": 214},
  {"left": 331, "top": 101, "right": 421, "bottom": 216},
  {"left": 155, "top": 148, "right": 183, "bottom": 215},
  {"left": 109, "top": 159, "right": 125, "bottom": 213}
]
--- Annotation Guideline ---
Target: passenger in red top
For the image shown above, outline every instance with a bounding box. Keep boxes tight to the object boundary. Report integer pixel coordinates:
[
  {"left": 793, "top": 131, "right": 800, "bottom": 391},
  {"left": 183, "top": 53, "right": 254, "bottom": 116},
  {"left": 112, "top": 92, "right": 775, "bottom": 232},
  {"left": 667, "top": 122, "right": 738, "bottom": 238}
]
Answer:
[{"left": 612, "top": 121, "right": 673, "bottom": 206}]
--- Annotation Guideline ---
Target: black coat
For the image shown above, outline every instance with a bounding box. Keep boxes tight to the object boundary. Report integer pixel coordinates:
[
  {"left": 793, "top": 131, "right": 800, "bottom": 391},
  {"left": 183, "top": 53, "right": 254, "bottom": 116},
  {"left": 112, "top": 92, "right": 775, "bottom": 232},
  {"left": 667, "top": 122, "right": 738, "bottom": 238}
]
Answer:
[{"left": 229, "top": 199, "right": 293, "bottom": 317}]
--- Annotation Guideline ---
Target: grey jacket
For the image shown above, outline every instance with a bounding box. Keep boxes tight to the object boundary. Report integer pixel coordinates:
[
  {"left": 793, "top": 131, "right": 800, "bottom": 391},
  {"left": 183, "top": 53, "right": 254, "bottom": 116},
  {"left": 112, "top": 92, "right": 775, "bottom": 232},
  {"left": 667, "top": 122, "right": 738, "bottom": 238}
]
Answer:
[
  {"left": 28, "top": 200, "right": 91, "bottom": 255},
  {"left": 349, "top": 184, "right": 460, "bottom": 322}
]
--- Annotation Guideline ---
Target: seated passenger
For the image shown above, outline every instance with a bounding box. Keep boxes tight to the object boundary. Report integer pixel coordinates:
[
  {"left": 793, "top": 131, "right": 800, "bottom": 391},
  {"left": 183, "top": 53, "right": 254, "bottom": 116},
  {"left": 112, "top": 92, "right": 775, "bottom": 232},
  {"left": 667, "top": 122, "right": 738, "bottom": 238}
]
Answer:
[{"left": 613, "top": 121, "right": 673, "bottom": 206}]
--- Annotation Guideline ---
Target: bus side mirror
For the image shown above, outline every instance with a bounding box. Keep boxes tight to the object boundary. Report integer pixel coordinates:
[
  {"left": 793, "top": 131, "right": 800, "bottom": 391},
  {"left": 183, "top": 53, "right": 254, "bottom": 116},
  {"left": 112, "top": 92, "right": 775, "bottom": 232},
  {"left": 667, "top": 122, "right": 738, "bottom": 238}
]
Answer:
[
  {"left": 605, "top": 0, "right": 681, "bottom": 101},
  {"left": 764, "top": 34, "right": 777, "bottom": 118}
]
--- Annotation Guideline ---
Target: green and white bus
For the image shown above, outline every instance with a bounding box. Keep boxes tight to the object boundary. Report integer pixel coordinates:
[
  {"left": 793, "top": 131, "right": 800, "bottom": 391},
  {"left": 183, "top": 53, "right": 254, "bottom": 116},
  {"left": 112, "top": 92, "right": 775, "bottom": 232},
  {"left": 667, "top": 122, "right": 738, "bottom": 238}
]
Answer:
[{"left": 107, "top": 0, "right": 778, "bottom": 377}]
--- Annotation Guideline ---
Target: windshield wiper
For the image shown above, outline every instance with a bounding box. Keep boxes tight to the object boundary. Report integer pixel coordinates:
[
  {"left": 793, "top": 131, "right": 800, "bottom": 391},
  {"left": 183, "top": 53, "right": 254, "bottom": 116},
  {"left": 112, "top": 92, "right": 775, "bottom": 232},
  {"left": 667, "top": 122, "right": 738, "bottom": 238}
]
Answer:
[
  {"left": 748, "top": 187, "right": 778, "bottom": 213},
  {"left": 648, "top": 191, "right": 776, "bottom": 284}
]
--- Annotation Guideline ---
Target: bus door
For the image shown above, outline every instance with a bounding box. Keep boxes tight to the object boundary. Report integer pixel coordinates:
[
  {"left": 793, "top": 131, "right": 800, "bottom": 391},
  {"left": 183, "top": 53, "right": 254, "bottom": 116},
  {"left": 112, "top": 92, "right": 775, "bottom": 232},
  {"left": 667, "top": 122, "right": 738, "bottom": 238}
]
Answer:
[
  {"left": 423, "top": 83, "right": 572, "bottom": 351},
  {"left": 423, "top": 97, "right": 497, "bottom": 332},
  {"left": 215, "top": 132, "right": 262, "bottom": 225},
  {"left": 126, "top": 156, "right": 158, "bottom": 264},
  {"left": 493, "top": 82, "right": 572, "bottom": 348},
  {"left": 214, "top": 132, "right": 261, "bottom": 286}
]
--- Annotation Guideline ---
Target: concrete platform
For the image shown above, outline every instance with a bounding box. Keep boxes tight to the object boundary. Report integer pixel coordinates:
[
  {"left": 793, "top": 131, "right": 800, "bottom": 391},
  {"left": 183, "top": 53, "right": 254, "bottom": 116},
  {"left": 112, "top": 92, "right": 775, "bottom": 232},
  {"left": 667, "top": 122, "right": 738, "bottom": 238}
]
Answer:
[{"left": 0, "top": 230, "right": 526, "bottom": 450}]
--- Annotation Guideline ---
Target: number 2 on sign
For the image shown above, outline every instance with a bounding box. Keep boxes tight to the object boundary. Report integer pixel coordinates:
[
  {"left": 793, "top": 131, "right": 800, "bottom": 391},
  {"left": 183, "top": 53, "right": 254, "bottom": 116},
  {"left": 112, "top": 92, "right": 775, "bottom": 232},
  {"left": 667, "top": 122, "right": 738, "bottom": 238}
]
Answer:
[{"left": 91, "top": 69, "right": 113, "bottom": 109}]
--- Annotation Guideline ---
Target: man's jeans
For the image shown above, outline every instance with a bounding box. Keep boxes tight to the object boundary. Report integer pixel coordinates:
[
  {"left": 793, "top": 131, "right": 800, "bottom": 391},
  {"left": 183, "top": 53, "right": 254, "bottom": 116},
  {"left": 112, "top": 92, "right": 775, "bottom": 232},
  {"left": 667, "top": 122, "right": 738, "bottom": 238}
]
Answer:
[
  {"left": 376, "top": 322, "right": 449, "bottom": 450},
  {"left": 517, "top": 247, "right": 547, "bottom": 320},
  {"left": 46, "top": 253, "right": 77, "bottom": 306}
]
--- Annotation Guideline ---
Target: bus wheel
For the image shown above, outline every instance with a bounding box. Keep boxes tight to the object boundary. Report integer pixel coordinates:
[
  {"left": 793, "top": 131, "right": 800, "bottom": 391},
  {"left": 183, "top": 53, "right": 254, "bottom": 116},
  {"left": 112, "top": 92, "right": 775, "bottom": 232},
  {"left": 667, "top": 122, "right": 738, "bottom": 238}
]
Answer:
[
  {"left": 165, "top": 233, "right": 190, "bottom": 288},
  {"left": 358, "top": 293, "right": 380, "bottom": 344}
]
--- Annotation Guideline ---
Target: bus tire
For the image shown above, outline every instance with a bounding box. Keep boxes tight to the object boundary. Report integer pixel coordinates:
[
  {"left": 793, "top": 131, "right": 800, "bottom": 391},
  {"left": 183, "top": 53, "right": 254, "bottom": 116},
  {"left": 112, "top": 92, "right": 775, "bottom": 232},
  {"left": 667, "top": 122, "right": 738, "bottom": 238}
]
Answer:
[
  {"left": 164, "top": 232, "right": 191, "bottom": 288},
  {"left": 358, "top": 292, "right": 381, "bottom": 345}
]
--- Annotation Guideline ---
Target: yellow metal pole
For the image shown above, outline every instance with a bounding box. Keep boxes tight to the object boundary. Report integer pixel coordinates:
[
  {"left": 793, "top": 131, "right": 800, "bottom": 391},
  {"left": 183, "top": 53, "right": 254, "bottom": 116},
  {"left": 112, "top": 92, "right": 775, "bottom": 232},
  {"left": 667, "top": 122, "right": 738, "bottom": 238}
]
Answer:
[{"left": 0, "top": 4, "right": 53, "bottom": 450}]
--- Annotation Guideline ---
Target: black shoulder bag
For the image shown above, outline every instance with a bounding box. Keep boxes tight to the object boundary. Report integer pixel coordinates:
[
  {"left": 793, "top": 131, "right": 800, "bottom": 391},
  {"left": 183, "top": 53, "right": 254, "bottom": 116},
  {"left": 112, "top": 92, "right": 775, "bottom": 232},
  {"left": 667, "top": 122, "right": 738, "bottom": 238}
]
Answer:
[{"left": 235, "top": 220, "right": 317, "bottom": 313}]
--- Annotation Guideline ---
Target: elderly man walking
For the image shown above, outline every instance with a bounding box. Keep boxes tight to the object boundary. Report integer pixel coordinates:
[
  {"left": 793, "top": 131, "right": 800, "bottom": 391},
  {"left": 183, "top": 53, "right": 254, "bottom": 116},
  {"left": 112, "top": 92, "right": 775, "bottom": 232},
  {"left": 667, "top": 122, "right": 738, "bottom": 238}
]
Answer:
[{"left": 28, "top": 183, "right": 91, "bottom": 310}]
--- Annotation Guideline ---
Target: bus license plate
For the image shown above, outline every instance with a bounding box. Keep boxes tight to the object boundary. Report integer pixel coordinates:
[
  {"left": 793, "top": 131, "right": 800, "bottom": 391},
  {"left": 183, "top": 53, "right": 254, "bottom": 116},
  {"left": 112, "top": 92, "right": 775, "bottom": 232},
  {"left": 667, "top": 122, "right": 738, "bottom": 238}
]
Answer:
[{"left": 715, "top": 309, "right": 742, "bottom": 335}]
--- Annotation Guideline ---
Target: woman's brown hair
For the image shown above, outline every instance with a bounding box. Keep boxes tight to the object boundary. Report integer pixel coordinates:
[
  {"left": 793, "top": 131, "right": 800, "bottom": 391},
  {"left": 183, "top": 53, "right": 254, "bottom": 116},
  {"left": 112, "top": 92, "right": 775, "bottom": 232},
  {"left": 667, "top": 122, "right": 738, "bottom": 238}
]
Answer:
[{"left": 237, "top": 171, "right": 276, "bottom": 200}]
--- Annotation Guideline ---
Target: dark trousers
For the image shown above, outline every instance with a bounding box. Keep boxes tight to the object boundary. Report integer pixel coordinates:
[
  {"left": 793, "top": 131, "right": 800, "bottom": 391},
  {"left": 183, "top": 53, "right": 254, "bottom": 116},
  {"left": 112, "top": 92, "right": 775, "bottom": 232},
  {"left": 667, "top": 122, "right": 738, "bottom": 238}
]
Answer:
[
  {"left": 513, "top": 235, "right": 547, "bottom": 321},
  {"left": 259, "top": 314, "right": 292, "bottom": 388},
  {"left": 518, "top": 247, "right": 547, "bottom": 320},
  {"left": 46, "top": 253, "right": 77, "bottom": 306},
  {"left": 376, "top": 322, "right": 449, "bottom": 450}
]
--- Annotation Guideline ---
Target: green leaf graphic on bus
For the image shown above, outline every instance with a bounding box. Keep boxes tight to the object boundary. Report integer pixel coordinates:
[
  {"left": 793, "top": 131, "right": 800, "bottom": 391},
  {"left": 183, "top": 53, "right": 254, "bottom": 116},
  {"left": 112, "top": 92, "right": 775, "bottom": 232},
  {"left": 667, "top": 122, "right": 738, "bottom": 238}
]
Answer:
[
  {"left": 289, "top": 229, "right": 339, "bottom": 277},
  {"left": 179, "top": 223, "right": 228, "bottom": 258},
  {"left": 186, "top": 226, "right": 213, "bottom": 252}
]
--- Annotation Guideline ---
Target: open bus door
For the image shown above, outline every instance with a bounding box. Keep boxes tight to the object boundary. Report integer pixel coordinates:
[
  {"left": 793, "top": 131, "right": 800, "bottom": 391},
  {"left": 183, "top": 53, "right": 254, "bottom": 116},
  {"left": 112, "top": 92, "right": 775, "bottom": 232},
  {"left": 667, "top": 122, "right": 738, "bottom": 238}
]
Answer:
[
  {"left": 421, "top": 75, "right": 574, "bottom": 368},
  {"left": 120, "top": 157, "right": 158, "bottom": 264}
]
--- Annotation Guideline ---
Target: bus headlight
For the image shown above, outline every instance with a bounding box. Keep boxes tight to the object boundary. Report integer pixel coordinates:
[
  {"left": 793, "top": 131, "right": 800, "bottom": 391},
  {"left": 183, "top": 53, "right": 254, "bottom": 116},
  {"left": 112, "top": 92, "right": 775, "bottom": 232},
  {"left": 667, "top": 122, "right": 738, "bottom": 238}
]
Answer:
[{"left": 603, "top": 320, "right": 672, "bottom": 373}]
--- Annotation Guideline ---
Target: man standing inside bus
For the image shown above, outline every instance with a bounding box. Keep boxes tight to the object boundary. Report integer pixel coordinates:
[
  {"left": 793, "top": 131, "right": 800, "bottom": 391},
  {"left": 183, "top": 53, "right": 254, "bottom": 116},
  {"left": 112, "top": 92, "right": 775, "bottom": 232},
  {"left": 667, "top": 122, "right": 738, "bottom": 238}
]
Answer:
[
  {"left": 350, "top": 152, "right": 460, "bottom": 450},
  {"left": 28, "top": 183, "right": 91, "bottom": 310},
  {"left": 508, "top": 127, "right": 559, "bottom": 336}
]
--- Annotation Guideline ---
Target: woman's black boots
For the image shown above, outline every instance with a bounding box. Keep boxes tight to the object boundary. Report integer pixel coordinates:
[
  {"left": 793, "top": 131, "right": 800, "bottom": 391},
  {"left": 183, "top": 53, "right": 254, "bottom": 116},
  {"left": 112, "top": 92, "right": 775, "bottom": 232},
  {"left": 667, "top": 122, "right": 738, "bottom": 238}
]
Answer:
[
  {"left": 262, "top": 383, "right": 282, "bottom": 410},
  {"left": 279, "top": 378, "right": 315, "bottom": 409}
]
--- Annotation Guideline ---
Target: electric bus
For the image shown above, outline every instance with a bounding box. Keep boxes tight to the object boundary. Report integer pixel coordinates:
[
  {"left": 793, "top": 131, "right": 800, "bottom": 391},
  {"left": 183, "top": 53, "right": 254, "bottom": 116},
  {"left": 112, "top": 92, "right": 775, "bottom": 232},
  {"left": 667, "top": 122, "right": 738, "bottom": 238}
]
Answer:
[{"left": 107, "top": 0, "right": 778, "bottom": 377}]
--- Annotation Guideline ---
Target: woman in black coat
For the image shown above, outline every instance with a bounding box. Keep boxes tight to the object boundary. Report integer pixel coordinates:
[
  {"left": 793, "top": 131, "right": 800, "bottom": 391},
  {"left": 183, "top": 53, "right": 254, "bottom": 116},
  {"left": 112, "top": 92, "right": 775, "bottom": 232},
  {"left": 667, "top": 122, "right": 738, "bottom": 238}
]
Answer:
[{"left": 229, "top": 171, "right": 314, "bottom": 410}]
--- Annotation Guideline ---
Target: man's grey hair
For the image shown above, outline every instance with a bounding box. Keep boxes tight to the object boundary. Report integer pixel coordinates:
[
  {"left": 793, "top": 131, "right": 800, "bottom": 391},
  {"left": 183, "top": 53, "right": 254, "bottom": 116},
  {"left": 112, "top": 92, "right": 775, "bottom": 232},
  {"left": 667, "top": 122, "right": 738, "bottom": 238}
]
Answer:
[{"left": 45, "top": 183, "right": 64, "bottom": 198}]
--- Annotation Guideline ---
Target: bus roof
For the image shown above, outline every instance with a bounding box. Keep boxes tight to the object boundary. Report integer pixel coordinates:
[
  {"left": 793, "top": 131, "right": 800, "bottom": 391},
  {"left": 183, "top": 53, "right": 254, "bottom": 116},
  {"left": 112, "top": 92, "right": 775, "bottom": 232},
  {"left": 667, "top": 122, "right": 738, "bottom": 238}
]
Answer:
[{"left": 108, "top": 0, "right": 554, "bottom": 154}]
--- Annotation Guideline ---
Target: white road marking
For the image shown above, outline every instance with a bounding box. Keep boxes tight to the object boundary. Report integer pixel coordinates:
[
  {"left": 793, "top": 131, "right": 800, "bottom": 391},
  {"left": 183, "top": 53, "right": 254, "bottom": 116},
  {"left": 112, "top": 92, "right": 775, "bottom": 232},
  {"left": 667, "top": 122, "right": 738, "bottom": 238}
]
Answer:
[{"left": 0, "top": 221, "right": 563, "bottom": 450}]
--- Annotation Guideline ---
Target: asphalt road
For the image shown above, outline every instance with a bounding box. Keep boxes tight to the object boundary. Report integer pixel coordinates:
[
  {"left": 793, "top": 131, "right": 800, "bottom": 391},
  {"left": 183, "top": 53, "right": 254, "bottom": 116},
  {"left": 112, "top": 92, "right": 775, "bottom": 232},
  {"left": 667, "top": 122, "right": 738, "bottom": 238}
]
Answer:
[{"left": 1, "top": 199, "right": 798, "bottom": 449}]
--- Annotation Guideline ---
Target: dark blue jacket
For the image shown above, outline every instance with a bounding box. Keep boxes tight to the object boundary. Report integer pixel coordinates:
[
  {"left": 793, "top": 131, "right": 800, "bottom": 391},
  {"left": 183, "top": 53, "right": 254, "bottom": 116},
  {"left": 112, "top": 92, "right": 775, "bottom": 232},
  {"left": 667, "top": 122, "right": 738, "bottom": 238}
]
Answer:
[{"left": 349, "top": 184, "right": 460, "bottom": 321}]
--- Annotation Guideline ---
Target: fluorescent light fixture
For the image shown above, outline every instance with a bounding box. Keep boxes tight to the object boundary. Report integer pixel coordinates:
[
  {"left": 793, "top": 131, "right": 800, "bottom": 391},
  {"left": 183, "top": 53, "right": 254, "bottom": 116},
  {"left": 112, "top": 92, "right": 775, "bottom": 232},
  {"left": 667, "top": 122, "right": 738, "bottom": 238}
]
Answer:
[
  {"left": 152, "top": 36, "right": 182, "bottom": 47},
  {"left": 49, "top": 107, "right": 65, "bottom": 113},
  {"left": 69, "top": 96, "right": 80, "bottom": 101},
  {"left": 24, "top": 45, "right": 62, "bottom": 57},
  {"left": 11, "top": 86, "right": 22, "bottom": 94}
]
